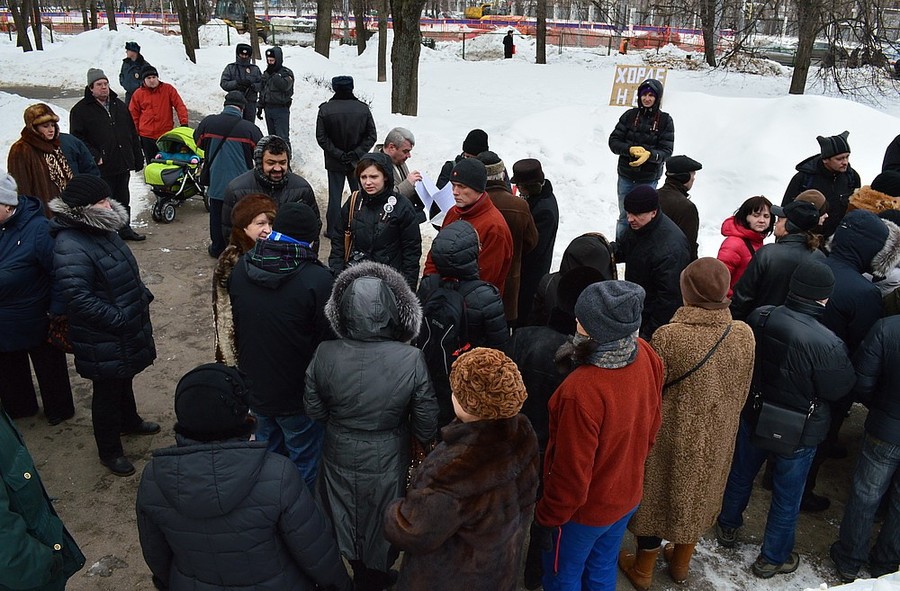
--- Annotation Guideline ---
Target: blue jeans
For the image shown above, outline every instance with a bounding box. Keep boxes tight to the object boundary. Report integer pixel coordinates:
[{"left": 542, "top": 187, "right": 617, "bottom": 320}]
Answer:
[
  {"left": 615, "top": 175, "right": 660, "bottom": 240},
  {"left": 718, "top": 418, "right": 816, "bottom": 565},
  {"left": 833, "top": 433, "right": 900, "bottom": 577},
  {"left": 326, "top": 169, "right": 359, "bottom": 239},
  {"left": 541, "top": 506, "right": 637, "bottom": 591},
  {"left": 264, "top": 106, "right": 290, "bottom": 146},
  {"left": 254, "top": 413, "right": 323, "bottom": 491}
]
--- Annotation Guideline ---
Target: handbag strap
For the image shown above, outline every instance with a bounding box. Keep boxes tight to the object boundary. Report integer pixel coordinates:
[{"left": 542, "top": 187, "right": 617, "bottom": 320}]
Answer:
[
  {"left": 664, "top": 323, "right": 732, "bottom": 389},
  {"left": 203, "top": 115, "right": 244, "bottom": 175},
  {"left": 343, "top": 190, "right": 360, "bottom": 263}
]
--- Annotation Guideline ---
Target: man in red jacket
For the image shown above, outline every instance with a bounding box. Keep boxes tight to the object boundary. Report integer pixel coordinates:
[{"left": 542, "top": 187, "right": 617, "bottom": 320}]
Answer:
[
  {"left": 422, "top": 158, "right": 513, "bottom": 296},
  {"left": 129, "top": 66, "right": 188, "bottom": 165},
  {"left": 536, "top": 280, "right": 663, "bottom": 591}
]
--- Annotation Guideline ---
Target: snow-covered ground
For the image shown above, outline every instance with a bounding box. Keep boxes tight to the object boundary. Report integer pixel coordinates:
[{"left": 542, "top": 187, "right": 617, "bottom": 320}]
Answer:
[{"left": 0, "top": 29, "right": 899, "bottom": 588}]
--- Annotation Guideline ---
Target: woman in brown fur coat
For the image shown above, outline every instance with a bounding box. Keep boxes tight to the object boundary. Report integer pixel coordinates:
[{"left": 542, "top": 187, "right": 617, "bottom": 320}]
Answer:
[
  {"left": 212, "top": 194, "right": 276, "bottom": 364},
  {"left": 384, "top": 347, "right": 539, "bottom": 591},
  {"left": 619, "top": 258, "right": 756, "bottom": 590}
]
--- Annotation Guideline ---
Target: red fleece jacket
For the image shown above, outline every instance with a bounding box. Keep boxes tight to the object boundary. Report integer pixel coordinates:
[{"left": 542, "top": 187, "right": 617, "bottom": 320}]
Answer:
[
  {"left": 424, "top": 192, "right": 513, "bottom": 296},
  {"left": 536, "top": 339, "right": 663, "bottom": 527},
  {"left": 129, "top": 81, "right": 188, "bottom": 140}
]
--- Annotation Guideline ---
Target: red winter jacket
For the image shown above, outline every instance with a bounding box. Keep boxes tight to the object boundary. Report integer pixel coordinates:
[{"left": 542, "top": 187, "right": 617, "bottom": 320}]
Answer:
[
  {"left": 716, "top": 216, "right": 765, "bottom": 297},
  {"left": 536, "top": 339, "right": 663, "bottom": 528},
  {"left": 129, "top": 81, "right": 188, "bottom": 140},
  {"left": 423, "top": 192, "right": 513, "bottom": 296}
]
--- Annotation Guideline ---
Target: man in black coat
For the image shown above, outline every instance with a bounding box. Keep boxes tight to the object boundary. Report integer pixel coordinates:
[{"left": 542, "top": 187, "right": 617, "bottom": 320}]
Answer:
[
  {"left": 219, "top": 43, "right": 263, "bottom": 122},
  {"left": 512, "top": 158, "right": 559, "bottom": 326},
  {"left": 717, "top": 261, "right": 855, "bottom": 579},
  {"left": 884, "top": 133, "right": 900, "bottom": 173},
  {"left": 221, "top": 135, "right": 320, "bottom": 242},
  {"left": 657, "top": 155, "right": 702, "bottom": 261},
  {"left": 228, "top": 203, "right": 334, "bottom": 490},
  {"left": 70, "top": 67, "right": 146, "bottom": 241},
  {"left": 315, "top": 75, "right": 377, "bottom": 239},
  {"left": 782, "top": 131, "right": 861, "bottom": 238},
  {"left": 614, "top": 185, "right": 690, "bottom": 340}
]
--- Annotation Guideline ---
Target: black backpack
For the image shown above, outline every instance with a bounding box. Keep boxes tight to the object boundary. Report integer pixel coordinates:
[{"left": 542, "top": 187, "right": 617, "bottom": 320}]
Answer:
[{"left": 416, "top": 279, "right": 481, "bottom": 378}]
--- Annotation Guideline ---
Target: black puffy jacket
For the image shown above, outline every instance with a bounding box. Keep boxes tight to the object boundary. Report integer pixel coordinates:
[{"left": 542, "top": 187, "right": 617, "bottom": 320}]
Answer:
[
  {"left": 315, "top": 93, "right": 377, "bottom": 172},
  {"left": 69, "top": 87, "right": 143, "bottom": 176},
  {"left": 853, "top": 316, "right": 900, "bottom": 446},
  {"left": 616, "top": 212, "right": 690, "bottom": 340},
  {"left": 49, "top": 198, "right": 155, "bottom": 380},
  {"left": 730, "top": 233, "right": 825, "bottom": 321},
  {"left": 518, "top": 179, "right": 559, "bottom": 326},
  {"left": 608, "top": 79, "right": 675, "bottom": 182},
  {"left": 328, "top": 153, "right": 422, "bottom": 289},
  {"left": 782, "top": 155, "right": 861, "bottom": 238},
  {"left": 260, "top": 46, "right": 294, "bottom": 108},
  {"left": 229, "top": 240, "right": 334, "bottom": 416},
  {"left": 744, "top": 297, "right": 856, "bottom": 447},
  {"left": 221, "top": 168, "right": 319, "bottom": 240},
  {"left": 136, "top": 438, "right": 351, "bottom": 591}
]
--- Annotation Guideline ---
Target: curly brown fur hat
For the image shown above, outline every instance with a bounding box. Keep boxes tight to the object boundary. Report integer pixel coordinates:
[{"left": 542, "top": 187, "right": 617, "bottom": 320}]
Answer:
[
  {"left": 450, "top": 347, "right": 527, "bottom": 420},
  {"left": 24, "top": 103, "right": 59, "bottom": 130},
  {"left": 229, "top": 194, "right": 277, "bottom": 251}
]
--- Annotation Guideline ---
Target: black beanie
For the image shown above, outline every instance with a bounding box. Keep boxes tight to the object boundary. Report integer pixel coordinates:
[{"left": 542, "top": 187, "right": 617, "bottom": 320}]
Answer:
[
  {"left": 450, "top": 158, "right": 487, "bottom": 193},
  {"left": 462, "top": 129, "right": 489, "bottom": 156},
  {"left": 125, "top": 41, "right": 140, "bottom": 52},
  {"left": 141, "top": 65, "right": 159, "bottom": 80},
  {"left": 60, "top": 174, "right": 111, "bottom": 207},
  {"left": 174, "top": 364, "right": 252, "bottom": 442},
  {"left": 789, "top": 260, "right": 835, "bottom": 301},
  {"left": 665, "top": 155, "right": 702, "bottom": 184},
  {"left": 224, "top": 90, "right": 247, "bottom": 108},
  {"left": 817, "top": 131, "right": 851, "bottom": 159},
  {"left": 872, "top": 171, "right": 900, "bottom": 198},
  {"left": 273, "top": 202, "right": 320, "bottom": 242},
  {"left": 623, "top": 185, "right": 659, "bottom": 214}
]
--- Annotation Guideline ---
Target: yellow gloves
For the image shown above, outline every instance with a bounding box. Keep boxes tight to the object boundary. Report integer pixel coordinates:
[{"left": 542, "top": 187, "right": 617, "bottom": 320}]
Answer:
[{"left": 628, "top": 146, "right": 651, "bottom": 167}]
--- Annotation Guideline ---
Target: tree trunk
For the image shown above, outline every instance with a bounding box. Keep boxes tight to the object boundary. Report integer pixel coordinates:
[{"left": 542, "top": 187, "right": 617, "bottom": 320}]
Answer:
[
  {"left": 354, "top": 0, "right": 366, "bottom": 55},
  {"left": 9, "top": 0, "right": 34, "bottom": 51},
  {"left": 389, "top": 0, "right": 426, "bottom": 115},
  {"left": 536, "top": 0, "right": 546, "bottom": 64},
  {"left": 699, "top": 0, "right": 716, "bottom": 67},
  {"left": 377, "top": 0, "right": 387, "bottom": 81},
  {"left": 81, "top": 0, "right": 89, "bottom": 31},
  {"left": 90, "top": 0, "right": 98, "bottom": 30},
  {"left": 315, "top": 0, "right": 331, "bottom": 57},
  {"left": 789, "top": 0, "right": 821, "bottom": 94},
  {"left": 172, "top": 0, "right": 197, "bottom": 62},
  {"left": 105, "top": 0, "right": 117, "bottom": 30},
  {"left": 246, "top": 0, "right": 261, "bottom": 59},
  {"left": 31, "top": 0, "right": 43, "bottom": 50}
]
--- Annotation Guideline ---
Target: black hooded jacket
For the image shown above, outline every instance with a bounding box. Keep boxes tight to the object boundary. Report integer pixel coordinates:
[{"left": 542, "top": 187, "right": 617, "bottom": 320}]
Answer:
[
  {"left": 608, "top": 79, "right": 675, "bottom": 182},
  {"left": 260, "top": 46, "right": 294, "bottom": 108},
  {"left": 853, "top": 316, "right": 900, "bottom": 446},
  {"left": 518, "top": 179, "right": 560, "bottom": 325},
  {"left": 782, "top": 154, "right": 861, "bottom": 238},
  {"left": 220, "top": 43, "right": 263, "bottom": 103}
]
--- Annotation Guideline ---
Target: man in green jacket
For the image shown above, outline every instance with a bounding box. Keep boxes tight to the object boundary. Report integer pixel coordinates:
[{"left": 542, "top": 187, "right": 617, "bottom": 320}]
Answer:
[{"left": 0, "top": 400, "right": 85, "bottom": 590}]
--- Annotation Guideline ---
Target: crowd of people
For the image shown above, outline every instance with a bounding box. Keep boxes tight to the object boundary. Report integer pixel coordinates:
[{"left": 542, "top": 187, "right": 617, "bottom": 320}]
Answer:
[{"left": 3, "top": 48, "right": 900, "bottom": 591}]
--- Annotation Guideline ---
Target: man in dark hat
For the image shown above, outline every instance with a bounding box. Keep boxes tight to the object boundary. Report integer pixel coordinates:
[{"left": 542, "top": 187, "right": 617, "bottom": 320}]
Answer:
[
  {"left": 136, "top": 363, "right": 351, "bottom": 591},
  {"left": 316, "top": 75, "right": 377, "bottom": 239},
  {"left": 657, "top": 154, "right": 702, "bottom": 261},
  {"left": 614, "top": 184, "right": 691, "bottom": 340},
  {"left": 716, "top": 261, "right": 855, "bottom": 579},
  {"left": 119, "top": 41, "right": 151, "bottom": 106},
  {"left": 422, "top": 158, "right": 513, "bottom": 295},
  {"left": 436, "top": 128, "right": 493, "bottom": 189},
  {"left": 219, "top": 43, "right": 263, "bottom": 122},
  {"left": 259, "top": 46, "right": 294, "bottom": 143},
  {"left": 228, "top": 203, "right": 333, "bottom": 490},
  {"left": 195, "top": 91, "right": 264, "bottom": 257},
  {"left": 782, "top": 131, "right": 861, "bottom": 238}
]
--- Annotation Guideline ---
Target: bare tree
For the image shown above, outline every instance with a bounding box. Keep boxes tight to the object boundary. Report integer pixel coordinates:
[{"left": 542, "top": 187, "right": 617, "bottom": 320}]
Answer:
[
  {"left": 9, "top": 0, "right": 34, "bottom": 51},
  {"left": 31, "top": 0, "right": 43, "bottom": 50},
  {"left": 90, "top": 0, "right": 99, "bottom": 29},
  {"left": 389, "top": 0, "right": 427, "bottom": 114},
  {"left": 377, "top": 0, "right": 387, "bottom": 81},
  {"left": 105, "top": 0, "right": 117, "bottom": 30},
  {"left": 699, "top": 0, "right": 717, "bottom": 66},
  {"left": 315, "top": 0, "right": 332, "bottom": 57},
  {"left": 789, "top": 0, "right": 822, "bottom": 93},
  {"left": 172, "top": 0, "right": 202, "bottom": 62},
  {"left": 80, "top": 0, "right": 90, "bottom": 31},
  {"left": 246, "top": 0, "right": 262, "bottom": 59},
  {"left": 354, "top": 0, "right": 366, "bottom": 54},
  {"left": 536, "top": 0, "right": 546, "bottom": 63}
]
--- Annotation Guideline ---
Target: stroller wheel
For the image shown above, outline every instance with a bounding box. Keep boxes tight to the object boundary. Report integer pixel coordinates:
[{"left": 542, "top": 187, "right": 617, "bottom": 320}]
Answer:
[
  {"left": 151, "top": 202, "right": 163, "bottom": 222},
  {"left": 161, "top": 202, "right": 177, "bottom": 224}
]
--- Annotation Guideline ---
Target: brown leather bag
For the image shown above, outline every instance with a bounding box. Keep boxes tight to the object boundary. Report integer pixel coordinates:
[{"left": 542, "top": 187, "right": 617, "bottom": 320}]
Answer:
[{"left": 343, "top": 190, "right": 360, "bottom": 263}]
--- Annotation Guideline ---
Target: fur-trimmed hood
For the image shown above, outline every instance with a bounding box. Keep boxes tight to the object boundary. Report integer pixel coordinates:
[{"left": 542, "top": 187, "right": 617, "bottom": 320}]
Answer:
[
  {"left": 325, "top": 261, "right": 421, "bottom": 343},
  {"left": 873, "top": 219, "right": 900, "bottom": 278},
  {"left": 48, "top": 197, "right": 128, "bottom": 234}
]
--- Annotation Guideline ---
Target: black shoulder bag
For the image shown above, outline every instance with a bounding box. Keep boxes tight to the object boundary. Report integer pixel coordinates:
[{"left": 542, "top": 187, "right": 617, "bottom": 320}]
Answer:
[
  {"left": 750, "top": 309, "right": 816, "bottom": 456},
  {"left": 663, "top": 323, "right": 732, "bottom": 390}
]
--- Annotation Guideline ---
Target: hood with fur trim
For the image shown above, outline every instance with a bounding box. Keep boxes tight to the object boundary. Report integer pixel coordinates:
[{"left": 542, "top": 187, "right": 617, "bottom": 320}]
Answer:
[
  {"left": 873, "top": 219, "right": 900, "bottom": 278},
  {"left": 48, "top": 197, "right": 128, "bottom": 233},
  {"left": 325, "top": 261, "right": 421, "bottom": 343}
]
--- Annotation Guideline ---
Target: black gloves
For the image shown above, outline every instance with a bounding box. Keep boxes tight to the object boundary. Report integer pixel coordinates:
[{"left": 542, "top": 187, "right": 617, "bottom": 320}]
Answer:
[
  {"left": 236, "top": 79, "right": 251, "bottom": 91},
  {"left": 531, "top": 521, "right": 556, "bottom": 552}
]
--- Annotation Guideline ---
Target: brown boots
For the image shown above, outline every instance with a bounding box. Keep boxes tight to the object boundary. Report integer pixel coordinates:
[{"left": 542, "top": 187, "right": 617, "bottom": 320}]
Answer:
[
  {"left": 618, "top": 547, "right": 658, "bottom": 591},
  {"left": 619, "top": 542, "right": 697, "bottom": 589},
  {"left": 663, "top": 542, "right": 696, "bottom": 584}
]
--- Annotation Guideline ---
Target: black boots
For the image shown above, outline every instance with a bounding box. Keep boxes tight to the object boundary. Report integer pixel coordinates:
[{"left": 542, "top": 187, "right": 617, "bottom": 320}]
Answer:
[{"left": 119, "top": 205, "right": 146, "bottom": 241}]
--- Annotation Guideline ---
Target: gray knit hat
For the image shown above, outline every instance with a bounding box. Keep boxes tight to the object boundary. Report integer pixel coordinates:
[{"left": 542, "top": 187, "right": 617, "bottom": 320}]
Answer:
[
  {"left": 87, "top": 68, "right": 108, "bottom": 87},
  {"left": 574, "top": 280, "right": 645, "bottom": 344},
  {"left": 0, "top": 173, "right": 18, "bottom": 206}
]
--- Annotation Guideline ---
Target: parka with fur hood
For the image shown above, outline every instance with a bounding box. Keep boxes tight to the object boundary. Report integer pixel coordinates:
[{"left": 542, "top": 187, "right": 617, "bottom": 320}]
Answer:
[{"left": 304, "top": 262, "right": 438, "bottom": 572}]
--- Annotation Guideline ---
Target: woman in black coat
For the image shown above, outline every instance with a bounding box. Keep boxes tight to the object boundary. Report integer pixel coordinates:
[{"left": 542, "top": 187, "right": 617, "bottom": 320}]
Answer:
[
  {"left": 328, "top": 152, "right": 422, "bottom": 289},
  {"left": 49, "top": 174, "right": 158, "bottom": 477}
]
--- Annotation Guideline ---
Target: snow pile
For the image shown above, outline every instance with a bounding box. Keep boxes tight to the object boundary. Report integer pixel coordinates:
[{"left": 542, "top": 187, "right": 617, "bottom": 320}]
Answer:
[{"left": 802, "top": 571, "right": 900, "bottom": 590}]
